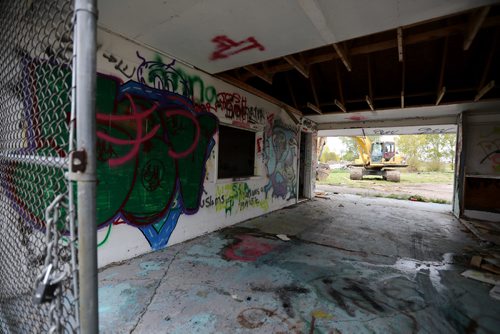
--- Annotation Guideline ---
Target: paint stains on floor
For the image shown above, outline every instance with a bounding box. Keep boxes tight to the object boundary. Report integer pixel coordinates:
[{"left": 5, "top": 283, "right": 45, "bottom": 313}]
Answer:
[{"left": 99, "top": 194, "right": 500, "bottom": 333}]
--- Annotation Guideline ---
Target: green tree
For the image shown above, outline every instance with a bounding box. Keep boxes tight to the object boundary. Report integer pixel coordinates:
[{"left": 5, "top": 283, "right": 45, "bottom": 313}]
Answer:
[{"left": 320, "top": 146, "right": 339, "bottom": 163}]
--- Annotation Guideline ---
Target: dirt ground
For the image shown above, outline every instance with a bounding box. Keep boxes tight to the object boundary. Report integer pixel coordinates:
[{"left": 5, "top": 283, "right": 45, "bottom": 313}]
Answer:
[{"left": 316, "top": 182, "right": 453, "bottom": 203}]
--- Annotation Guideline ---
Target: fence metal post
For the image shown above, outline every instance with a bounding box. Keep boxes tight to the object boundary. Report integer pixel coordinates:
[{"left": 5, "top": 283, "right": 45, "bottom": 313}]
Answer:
[{"left": 73, "top": 0, "right": 98, "bottom": 332}]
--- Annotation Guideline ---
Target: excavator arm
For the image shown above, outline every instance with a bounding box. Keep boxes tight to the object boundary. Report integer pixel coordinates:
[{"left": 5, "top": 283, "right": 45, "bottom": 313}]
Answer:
[{"left": 354, "top": 136, "right": 371, "bottom": 166}]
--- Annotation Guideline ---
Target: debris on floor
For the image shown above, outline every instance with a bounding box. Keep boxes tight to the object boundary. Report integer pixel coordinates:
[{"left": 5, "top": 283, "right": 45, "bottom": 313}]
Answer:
[
  {"left": 99, "top": 194, "right": 500, "bottom": 333},
  {"left": 276, "top": 234, "right": 291, "bottom": 241},
  {"left": 460, "top": 218, "right": 500, "bottom": 245},
  {"left": 461, "top": 269, "right": 500, "bottom": 285},
  {"left": 490, "top": 285, "right": 500, "bottom": 300}
]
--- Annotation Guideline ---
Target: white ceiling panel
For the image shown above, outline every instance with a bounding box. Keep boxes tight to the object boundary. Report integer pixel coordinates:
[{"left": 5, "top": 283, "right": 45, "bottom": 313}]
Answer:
[{"left": 98, "top": 0, "right": 497, "bottom": 73}]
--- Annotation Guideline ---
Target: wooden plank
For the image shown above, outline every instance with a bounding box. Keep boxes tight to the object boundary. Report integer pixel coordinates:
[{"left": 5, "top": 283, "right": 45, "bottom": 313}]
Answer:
[
  {"left": 397, "top": 27, "right": 404, "bottom": 62},
  {"left": 464, "top": 6, "right": 491, "bottom": 50},
  {"left": 240, "top": 16, "right": 500, "bottom": 80},
  {"left": 216, "top": 73, "right": 303, "bottom": 117},
  {"left": 335, "top": 61, "right": 345, "bottom": 105},
  {"left": 286, "top": 74, "right": 298, "bottom": 108},
  {"left": 307, "top": 102, "right": 322, "bottom": 114},
  {"left": 365, "top": 95, "right": 374, "bottom": 111},
  {"left": 474, "top": 80, "right": 495, "bottom": 101},
  {"left": 478, "top": 28, "right": 498, "bottom": 89},
  {"left": 284, "top": 55, "right": 309, "bottom": 78},
  {"left": 334, "top": 99, "right": 346, "bottom": 113},
  {"left": 436, "top": 86, "right": 446, "bottom": 106},
  {"left": 461, "top": 269, "right": 500, "bottom": 285},
  {"left": 243, "top": 65, "right": 273, "bottom": 84},
  {"left": 333, "top": 43, "right": 352, "bottom": 72}
]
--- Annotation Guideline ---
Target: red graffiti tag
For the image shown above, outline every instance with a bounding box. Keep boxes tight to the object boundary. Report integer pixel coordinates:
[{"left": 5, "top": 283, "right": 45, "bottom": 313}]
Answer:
[
  {"left": 210, "top": 35, "right": 265, "bottom": 61},
  {"left": 345, "top": 115, "right": 367, "bottom": 121},
  {"left": 257, "top": 137, "right": 263, "bottom": 153},
  {"left": 223, "top": 235, "right": 276, "bottom": 262},
  {"left": 97, "top": 93, "right": 160, "bottom": 167}
]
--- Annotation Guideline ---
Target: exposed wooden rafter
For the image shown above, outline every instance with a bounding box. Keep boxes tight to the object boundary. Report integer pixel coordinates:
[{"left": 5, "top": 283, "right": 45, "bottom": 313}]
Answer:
[
  {"left": 367, "top": 54, "right": 374, "bottom": 110},
  {"left": 285, "top": 74, "right": 298, "bottom": 109},
  {"left": 333, "top": 43, "right": 352, "bottom": 72},
  {"left": 238, "top": 16, "right": 500, "bottom": 81},
  {"left": 478, "top": 28, "right": 498, "bottom": 89},
  {"left": 243, "top": 65, "right": 273, "bottom": 84},
  {"left": 305, "top": 67, "right": 322, "bottom": 114},
  {"left": 464, "top": 6, "right": 491, "bottom": 50},
  {"left": 397, "top": 27, "right": 404, "bottom": 62},
  {"left": 436, "top": 37, "right": 448, "bottom": 105},
  {"left": 284, "top": 55, "right": 309, "bottom": 78},
  {"left": 216, "top": 73, "right": 303, "bottom": 117},
  {"left": 474, "top": 80, "right": 495, "bottom": 101},
  {"left": 334, "top": 99, "right": 346, "bottom": 113},
  {"left": 335, "top": 60, "right": 345, "bottom": 106},
  {"left": 307, "top": 102, "right": 322, "bottom": 114},
  {"left": 365, "top": 95, "right": 374, "bottom": 111},
  {"left": 436, "top": 87, "right": 446, "bottom": 106}
]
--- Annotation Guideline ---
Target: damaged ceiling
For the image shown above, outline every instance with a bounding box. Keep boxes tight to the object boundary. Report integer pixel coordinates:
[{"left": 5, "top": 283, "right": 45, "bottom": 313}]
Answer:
[
  {"left": 98, "top": 0, "right": 500, "bottom": 122},
  {"left": 220, "top": 4, "right": 500, "bottom": 118}
]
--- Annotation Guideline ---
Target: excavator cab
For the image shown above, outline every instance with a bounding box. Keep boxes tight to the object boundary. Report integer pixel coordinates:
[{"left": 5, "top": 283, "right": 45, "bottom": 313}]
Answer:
[
  {"left": 350, "top": 137, "right": 407, "bottom": 182},
  {"left": 371, "top": 142, "right": 383, "bottom": 163}
]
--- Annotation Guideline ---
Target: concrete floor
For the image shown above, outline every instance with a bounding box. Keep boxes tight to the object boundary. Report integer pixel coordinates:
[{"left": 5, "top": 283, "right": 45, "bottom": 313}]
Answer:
[{"left": 98, "top": 194, "right": 500, "bottom": 333}]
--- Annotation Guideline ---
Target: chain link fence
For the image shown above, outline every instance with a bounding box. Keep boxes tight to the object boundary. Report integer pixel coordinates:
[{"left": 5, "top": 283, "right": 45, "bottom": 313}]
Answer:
[{"left": 0, "top": 0, "right": 79, "bottom": 332}]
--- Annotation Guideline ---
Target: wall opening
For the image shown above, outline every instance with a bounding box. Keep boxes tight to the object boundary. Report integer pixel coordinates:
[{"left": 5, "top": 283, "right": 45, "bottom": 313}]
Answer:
[{"left": 218, "top": 125, "right": 256, "bottom": 179}]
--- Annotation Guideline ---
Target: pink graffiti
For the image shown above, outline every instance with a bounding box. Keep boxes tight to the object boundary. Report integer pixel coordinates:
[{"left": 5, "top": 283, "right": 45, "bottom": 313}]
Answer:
[
  {"left": 210, "top": 35, "right": 265, "bottom": 61},
  {"left": 97, "top": 93, "right": 160, "bottom": 167},
  {"left": 223, "top": 235, "right": 276, "bottom": 262},
  {"left": 345, "top": 115, "right": 367, "bottom": 121},
  {"left": 257, "top": 137, "right": 263, "bottom": 153}
]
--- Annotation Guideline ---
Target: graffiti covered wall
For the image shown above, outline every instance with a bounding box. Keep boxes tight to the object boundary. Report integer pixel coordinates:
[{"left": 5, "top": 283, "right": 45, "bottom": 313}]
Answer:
[{"left": 96, "top": 29, "right": 313, "bottom": 266}]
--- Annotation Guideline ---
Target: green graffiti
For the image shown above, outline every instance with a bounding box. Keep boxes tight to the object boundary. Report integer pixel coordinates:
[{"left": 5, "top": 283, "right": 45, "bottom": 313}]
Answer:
[
  {"left": 148, "top": 54, "right": 218, "bottom": 105},
  {"left": 9, "top": 61, "right": 71, "bottom": 229},
  {"left": 215, "top": 183, "right": 269, "bottom": 216}
]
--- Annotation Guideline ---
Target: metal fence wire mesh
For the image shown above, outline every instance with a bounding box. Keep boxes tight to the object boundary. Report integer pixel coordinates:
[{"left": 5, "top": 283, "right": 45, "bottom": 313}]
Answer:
[{"left": 0, "top": 0, "right": 79, "bottom": 333}]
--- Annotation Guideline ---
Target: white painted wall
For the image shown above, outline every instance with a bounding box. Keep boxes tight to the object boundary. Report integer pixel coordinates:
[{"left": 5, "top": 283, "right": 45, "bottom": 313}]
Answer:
[{"left": 95, "top": 29, "right": 316, "bottom": 267}]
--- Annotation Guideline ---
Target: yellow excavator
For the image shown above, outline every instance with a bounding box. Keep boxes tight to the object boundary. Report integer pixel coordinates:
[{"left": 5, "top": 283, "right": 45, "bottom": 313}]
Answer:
[{"left": 349, "top": 136, "right": 407, "bottom": 182}]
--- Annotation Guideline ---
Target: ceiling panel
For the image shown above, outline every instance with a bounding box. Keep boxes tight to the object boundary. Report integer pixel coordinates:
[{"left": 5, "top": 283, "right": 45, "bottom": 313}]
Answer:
[{"left": 98, "top": 0, "right": 497, "bottom": 73}]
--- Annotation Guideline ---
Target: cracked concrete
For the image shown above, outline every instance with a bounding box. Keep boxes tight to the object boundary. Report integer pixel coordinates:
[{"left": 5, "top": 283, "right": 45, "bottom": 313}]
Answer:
[{"left": 99, "top": 194, "right": 500, "bottom": 333}]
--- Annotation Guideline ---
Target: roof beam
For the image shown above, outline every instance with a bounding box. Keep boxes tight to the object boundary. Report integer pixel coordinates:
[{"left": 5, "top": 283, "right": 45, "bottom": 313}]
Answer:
[
  {"left": 285, "top": 74, "right": 298, "bottom": 109},
  {"left": 216, "top": 73, "right": 302, "bottom": 117},
  {"left": 436, "top": 37, "right": 448, "bottom": 105},
  {"left": 464, "top": 6, "right": 490, "bottom": 50},
  {"left": 436, "top": 87, "right": 446, "bottom": 106},
  {"left": 307, "top": 102, "right": 322, "bottom": 114},
  {"left": 474, "top": 80, "right": 495, "bottom": 101},
  {"left": 307, "top": 68, "right": 322, "bottom": 114},
  {"left": 365, "top": 95, "right": 374, "bottom": 111},
  {"left": 239, "top": 16, "right": 500, "bottom": 80},
  {"left": 335, "top": 60, "right": 345, "bottom": 106},
  {"left": 333, "top": 43, "right": 352, "bottom": 72},
  {"left": 367, "top": 54, "right": 374, "bottom": 109},
  {"left": 283, "top": 55, "right": 309, "bottom": 78},
  {"left": 478, "top": 28, "right": 498, "bottom": 89},
  {"left": 334, "top": 99, "right": 346, "bottom": 113},
  {"left": 397, "top": 27, "right": 404, "bottom": 62},
  {"left": 243, "top": 65, "right": 273, "bottom": 84}
]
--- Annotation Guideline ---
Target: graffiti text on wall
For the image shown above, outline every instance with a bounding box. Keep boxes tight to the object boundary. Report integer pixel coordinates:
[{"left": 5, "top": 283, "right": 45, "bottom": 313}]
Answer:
[
  {"left": 210, "top": 35, "right": 265, "bottom": 61},
  {"left": 96, "top": 55, "right": 218, "bottom": 250},
  {"left": 478, "top": 127, "right": 500, "bottom": 173},
  {"left": 263, "top": 116, "right": 298, "bottom": 200},
  {"left": 201, "top": 183, "right": 269, "bottom": 216}
]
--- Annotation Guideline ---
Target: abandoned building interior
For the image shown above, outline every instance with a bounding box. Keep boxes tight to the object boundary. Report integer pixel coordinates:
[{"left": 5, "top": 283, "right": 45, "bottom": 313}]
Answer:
[{"left": 0, "top": 0, "right": 500, "bottom": 333}]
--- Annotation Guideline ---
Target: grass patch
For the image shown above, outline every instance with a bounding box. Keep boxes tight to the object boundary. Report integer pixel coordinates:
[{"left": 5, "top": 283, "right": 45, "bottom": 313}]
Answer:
[
  {"left": 355, "top": 192, "right": 450, "bottom": 204},
  {"left": 318, "top": 169, "right": 454, "bottom": 186}
]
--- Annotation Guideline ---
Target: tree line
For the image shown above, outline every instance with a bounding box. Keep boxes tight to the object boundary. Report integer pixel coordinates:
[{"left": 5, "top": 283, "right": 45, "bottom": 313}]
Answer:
[{"left": 320, "top": 134, "right": 456, "bottom": 171}]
